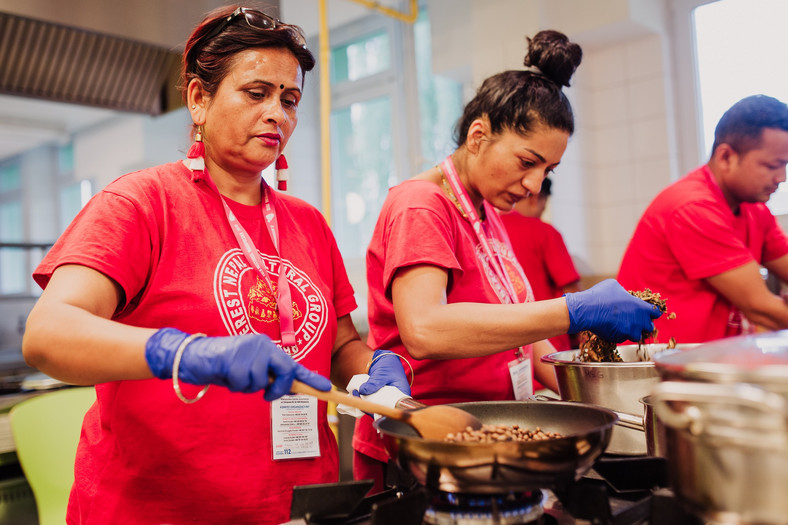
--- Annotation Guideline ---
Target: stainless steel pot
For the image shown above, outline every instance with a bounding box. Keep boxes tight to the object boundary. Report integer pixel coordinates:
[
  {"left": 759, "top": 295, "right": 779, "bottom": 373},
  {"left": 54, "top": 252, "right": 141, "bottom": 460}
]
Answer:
[
  {"left": 373, "top": 400, "right": 617, "bottom": 493},
  {"left": 652, "top": 331, "right": 788, "bottom": 524},
  {"left": 541, "top": 344, "right": 695, "bottom": 455}
]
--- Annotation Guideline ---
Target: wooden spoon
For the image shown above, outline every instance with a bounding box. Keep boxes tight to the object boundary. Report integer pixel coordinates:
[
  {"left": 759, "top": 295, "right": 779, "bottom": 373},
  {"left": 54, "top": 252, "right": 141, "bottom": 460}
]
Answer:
[{"left": 290, "top": 380, "right": 483, "bottom": 440}]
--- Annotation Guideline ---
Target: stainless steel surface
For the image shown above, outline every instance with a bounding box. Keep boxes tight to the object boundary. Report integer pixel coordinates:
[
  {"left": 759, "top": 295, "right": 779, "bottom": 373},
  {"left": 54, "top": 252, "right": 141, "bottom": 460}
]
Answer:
[
  {"left": 652, "top": 381, "right": 788, "bottom": 524},
  {"left": 374, "top": 400, "right": 616, "bottom": 494},
  {"left": 654, "top": 330, "right": 788, "bottom": 393},
  {"left": 651, "top": 333, "right": 788, "bottom": 524},
  {"left": 640, "top": 395, "right": 665, "bottom": 457},
  {"left": 541, "top": 344, "right": 696, "bottom": 455}
]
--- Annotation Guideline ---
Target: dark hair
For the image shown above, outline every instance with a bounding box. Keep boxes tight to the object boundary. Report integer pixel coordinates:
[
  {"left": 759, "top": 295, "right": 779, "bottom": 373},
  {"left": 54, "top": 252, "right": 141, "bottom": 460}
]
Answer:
[
  {"left": 539, "top": 176, "right": 552, "bottom": 197},
  {"left": 711, "top": 95, "right": 788, "bottom": 155},
  {"left": 180, "top": 4, "right": 315, "bottom": 103},
  {"left": 454, "top": 30, "right": 582, "bottom": 146}
]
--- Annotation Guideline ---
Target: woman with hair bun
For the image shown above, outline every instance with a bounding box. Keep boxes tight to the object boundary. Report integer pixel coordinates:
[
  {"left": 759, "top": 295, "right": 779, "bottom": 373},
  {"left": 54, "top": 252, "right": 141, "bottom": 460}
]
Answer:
[{"left": 351, "top": 30, "right": 662, "bottom": 491}]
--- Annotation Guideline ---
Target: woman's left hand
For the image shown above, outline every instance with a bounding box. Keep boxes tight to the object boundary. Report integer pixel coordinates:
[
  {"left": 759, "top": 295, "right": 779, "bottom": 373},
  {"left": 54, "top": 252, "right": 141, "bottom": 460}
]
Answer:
[{"left": 357, "top": 350, "right": 411, "bottom": 397}]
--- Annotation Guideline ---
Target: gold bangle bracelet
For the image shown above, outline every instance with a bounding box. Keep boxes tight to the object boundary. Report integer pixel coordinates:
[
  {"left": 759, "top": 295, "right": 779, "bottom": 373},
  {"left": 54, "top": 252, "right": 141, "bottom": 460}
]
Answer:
[{"left": 172, "top": 333, "right": 210, "bottom": 404}]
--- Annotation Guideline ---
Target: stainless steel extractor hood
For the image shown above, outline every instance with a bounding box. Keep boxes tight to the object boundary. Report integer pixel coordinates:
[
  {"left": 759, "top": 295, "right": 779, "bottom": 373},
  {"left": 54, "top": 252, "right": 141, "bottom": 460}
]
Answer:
[{"left": 0, "top": 10, "right": 182, "bottom": 115}]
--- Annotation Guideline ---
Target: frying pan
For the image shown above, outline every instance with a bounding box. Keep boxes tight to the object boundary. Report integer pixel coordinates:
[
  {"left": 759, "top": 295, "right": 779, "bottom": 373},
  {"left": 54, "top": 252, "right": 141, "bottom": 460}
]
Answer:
[{"left": 374, "top": 400, "right": 617, "bottom": 494}]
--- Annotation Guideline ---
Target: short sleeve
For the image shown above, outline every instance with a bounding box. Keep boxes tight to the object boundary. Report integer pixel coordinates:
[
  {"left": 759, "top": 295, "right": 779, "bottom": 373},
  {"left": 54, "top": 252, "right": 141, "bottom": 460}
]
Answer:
[
  {"left": 380, "top": 206, "right": 462, "bottom": 293},
  {"left": 33, "top": 190, "right": 155, "bottom": 309}
]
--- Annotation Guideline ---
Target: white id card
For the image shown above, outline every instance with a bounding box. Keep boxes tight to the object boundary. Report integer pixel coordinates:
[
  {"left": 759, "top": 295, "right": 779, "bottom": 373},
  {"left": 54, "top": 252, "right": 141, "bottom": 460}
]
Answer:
[
  {"left": 271, "top": 394, "right": 320, "bottom": 460},
  {"left": 508, "top": 354, "right": 533, "bottom": 400}
]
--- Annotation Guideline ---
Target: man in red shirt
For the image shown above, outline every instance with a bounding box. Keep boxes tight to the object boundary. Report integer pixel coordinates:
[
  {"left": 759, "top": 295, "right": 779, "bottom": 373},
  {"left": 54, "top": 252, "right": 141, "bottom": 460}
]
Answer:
[
  {"left": 501, "top": 177, "right": 582, "bottom": 351},
  {"left": 618, "top": 95, "right": 788, "bottom": 343}
]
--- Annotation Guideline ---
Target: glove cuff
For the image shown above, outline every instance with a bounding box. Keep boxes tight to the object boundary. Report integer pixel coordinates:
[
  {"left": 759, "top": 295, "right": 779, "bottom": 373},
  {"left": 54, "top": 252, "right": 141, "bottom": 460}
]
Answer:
[
  {"left": 336, "top": 374, "right": 412, "bottom": 419},
  {"left": 145, "top": 327, "right": 190, "bottom": 379},
  {"left": 563, "top": 293, "right": 582, "bottom": 334}
]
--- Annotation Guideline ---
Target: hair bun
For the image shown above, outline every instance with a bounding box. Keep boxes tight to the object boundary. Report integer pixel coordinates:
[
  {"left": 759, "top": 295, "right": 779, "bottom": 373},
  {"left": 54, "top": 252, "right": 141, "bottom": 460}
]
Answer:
[{"left": 523, "top": 30, "right": 582, "bottom": 87}]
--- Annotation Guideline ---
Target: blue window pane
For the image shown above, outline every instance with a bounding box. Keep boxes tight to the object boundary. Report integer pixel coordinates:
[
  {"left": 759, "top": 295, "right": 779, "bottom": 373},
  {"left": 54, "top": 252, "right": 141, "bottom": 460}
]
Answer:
[
  {"left": 331, "top": 32, "right": 391, "bottom": 83},
  {"left": 0, "top": 164, "right": 21, "bottom": 193},
  {"left": 58, "top": 144, "right": 74, "bottom": 174},
  {"left": 414, "top": 12, "right": 463, "bottom": 169},
  {"left": 0, "top": 202, "right": 25, "bottom": 294},
  {"left": 330, "top": 96, "right": 393, "bottom": 258}
]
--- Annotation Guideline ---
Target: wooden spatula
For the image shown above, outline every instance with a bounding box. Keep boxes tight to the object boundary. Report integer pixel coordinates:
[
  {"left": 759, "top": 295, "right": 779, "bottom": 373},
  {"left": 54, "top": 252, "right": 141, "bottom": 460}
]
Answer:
[{"left": 290, "top": 380, "right": 482, "bottom": 440}]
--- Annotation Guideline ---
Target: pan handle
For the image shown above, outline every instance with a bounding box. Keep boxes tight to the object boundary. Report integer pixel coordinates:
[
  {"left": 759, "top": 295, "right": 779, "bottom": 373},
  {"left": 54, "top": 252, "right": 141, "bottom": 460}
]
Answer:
[
  {"left": 612, "top": 410, "right": 645, "bottom": 432},
  {"left": 532, "top": 395, "right": 644, "bottom": 432}
]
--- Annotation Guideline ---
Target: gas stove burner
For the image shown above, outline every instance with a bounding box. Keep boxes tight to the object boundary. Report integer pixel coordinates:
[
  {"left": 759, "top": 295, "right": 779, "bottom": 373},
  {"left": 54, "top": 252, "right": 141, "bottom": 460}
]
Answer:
[{"left": 423, "top": 490, "right": 545, "bottom": 525}]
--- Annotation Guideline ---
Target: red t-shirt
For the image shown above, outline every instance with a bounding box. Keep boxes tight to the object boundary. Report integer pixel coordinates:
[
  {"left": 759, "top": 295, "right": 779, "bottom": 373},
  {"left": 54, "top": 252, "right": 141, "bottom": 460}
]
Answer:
[
  {"left": 500, "top": 213, "right": 580, "bottom": 351},
  {"left": 354, "top": 180, "right": 533, "bottom": 462},
  {"left": 34, "top": 162, "right": 356, "bottom": 525},
  {"left": 617, "top": 165, "right": 788, "bottom": 343}
]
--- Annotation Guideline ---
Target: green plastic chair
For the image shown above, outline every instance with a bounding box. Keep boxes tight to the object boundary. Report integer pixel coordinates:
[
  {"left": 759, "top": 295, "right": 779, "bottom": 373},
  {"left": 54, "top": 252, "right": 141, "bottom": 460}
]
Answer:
[{"left": 10, "top": 387, "right": 96, "bottom": 525}]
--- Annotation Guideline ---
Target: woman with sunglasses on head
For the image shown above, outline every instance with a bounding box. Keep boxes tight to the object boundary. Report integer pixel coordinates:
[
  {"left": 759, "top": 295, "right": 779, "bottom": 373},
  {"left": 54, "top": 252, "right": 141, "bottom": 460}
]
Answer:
[
  {"left": 21, "top": 5, "right": 409, "bottom": 524},
  {"left": 352, "top": 30, "right": 663, "bottom": 492}
]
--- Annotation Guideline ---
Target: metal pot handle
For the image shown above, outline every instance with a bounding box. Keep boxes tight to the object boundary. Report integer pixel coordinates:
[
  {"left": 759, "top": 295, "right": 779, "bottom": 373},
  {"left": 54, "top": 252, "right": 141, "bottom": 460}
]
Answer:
[
  {"left": 651, "top": 381, "right": 788, "bottom": 434},
  {"left": 532, "top": 394, "right": 644, "bottom": 431}
]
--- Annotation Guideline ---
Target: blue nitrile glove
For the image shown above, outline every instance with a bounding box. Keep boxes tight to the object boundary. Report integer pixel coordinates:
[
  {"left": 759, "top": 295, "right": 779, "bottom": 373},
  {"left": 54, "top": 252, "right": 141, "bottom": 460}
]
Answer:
[
  {"left": 357, "top": 350, "right": 411, "bottom": 397},
  {"left": 564, "top": 279, "right": 662, "bottom": 343},
  {"left": 145, "top": 328, "right": 332, "bottom": 401}
]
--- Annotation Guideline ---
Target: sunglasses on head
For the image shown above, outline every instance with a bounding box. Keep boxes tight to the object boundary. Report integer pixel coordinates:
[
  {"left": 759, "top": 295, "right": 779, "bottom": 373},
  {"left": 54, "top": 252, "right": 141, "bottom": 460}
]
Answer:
[{"left": 201, "top": 7, "right": 306, "bottom": 47}]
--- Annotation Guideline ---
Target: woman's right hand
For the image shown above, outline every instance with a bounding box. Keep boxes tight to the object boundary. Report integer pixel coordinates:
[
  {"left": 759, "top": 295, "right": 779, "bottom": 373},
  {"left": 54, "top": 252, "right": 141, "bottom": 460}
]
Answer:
[
  {"left": 145, "top": 328, "right": 331, "bottom": 401},
  {"left": 564, "top": 279, "right": 662, "bottom": 342}
]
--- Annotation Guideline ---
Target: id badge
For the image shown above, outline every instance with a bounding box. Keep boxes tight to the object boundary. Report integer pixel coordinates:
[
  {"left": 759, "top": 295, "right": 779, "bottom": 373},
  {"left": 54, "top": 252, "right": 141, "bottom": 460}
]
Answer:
[
  {"left": 508, "top": 353, "right": 533, "bottom": 400},
  {"left": 271, "top": 394, "right": 320, "bottom": 460}
]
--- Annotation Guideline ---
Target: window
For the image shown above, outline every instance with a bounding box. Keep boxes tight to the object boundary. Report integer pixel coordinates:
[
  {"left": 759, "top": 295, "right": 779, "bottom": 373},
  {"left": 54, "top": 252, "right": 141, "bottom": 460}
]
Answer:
[
  {"left": 0, "top": 163, "right": 25, "bottom": 294},
  {"left": 693, "top": 0, "right": 788, "bottom": 213},
  {"left": 328, "top": 5, "right": 463, "bottom": 259}
]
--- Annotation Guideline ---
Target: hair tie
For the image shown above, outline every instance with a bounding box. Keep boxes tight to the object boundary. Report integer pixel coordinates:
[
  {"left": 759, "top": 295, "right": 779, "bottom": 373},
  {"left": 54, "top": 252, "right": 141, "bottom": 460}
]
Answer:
[{"left": 523, "top": 65, "right": 544, "bottom": 76}]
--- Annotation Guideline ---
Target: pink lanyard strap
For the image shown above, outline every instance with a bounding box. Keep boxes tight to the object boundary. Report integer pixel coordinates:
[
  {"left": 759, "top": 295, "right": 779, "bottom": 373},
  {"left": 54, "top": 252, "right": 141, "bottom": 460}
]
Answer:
[
  {"left": 201, "top": 171, "right": 297, "bottom": 348},
  {"left": 440, "top": 157, "right": 520, "bottom": 305}
]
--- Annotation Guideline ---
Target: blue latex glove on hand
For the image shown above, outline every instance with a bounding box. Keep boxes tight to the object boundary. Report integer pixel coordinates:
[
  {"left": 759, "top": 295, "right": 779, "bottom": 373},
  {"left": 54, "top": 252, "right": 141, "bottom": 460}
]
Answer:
[
  {"left": 145, "top": 328, "right": 332, "bottom": 401},
  {"left": 356, "top": 350, "right": 411, "bottom": 397},
  {"left": 564, "top": 279, "right": 662, "bottom": 343}
]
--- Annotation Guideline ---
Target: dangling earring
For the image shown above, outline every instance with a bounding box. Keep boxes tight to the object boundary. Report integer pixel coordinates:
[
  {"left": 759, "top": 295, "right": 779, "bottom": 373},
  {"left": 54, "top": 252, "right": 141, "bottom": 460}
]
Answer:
[
  {"left": 275, "top": 155, "right": 289, "bottom": 191},
  {"left": 187, "top": 126, "right": 205, "bottom": 182}
]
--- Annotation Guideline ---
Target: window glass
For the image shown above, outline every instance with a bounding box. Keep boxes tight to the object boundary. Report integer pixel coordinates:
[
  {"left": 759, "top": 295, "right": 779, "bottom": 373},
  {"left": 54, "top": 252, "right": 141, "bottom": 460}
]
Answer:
[
  {"left": 414, "top": 11, "right": 463, "bottom": 169},
  {"left": 331, "top": 31, "right": 391, "bottom": 83},
  {"left": 0, "top": 164, "right": 21, "bottom": 192},
  {"left": 59, "top": 180, "right": 90, "bottom": 231},
  {"left": 58, "top": 143, "right": 74, "bottom": 174},
  {"left": 693, "top": 0, "right": 788, "bottom": 213},
  {"left": 330, "top": 96, "right": 393, "bottom": 259},
  {"left": 0, "top": 201, "right": 25, "bottom": 294}
]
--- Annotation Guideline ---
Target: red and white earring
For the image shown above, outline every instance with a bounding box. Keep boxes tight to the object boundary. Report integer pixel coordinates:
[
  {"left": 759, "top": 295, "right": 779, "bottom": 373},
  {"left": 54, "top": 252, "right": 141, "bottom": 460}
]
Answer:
[
  {"left": 187, "top": 126, "right": 205, "bottom": 182},
  {"left": 275, "top": 155, "right": 289, "bottom": 191}
]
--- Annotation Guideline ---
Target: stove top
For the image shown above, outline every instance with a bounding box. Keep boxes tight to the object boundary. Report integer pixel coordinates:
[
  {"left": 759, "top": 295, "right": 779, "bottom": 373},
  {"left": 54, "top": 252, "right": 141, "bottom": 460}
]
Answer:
[{"left": 285, "top": 456, "right": 703, "bottom": 525}]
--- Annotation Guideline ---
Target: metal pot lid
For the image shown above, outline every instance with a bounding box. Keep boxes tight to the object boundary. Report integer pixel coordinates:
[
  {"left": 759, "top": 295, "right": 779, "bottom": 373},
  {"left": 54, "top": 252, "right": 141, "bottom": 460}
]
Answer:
[{"left": 653, "top": 330, "right": 788, "bottom": 386}]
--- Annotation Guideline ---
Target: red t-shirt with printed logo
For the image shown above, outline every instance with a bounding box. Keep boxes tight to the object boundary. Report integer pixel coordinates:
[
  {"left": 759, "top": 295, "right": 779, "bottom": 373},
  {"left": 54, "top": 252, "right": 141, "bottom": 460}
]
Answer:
[
  {"left": 500, "top": 213, "right": 580, "bottom": 351},
  {"left": 617, "top": 165, "right": 788, "bottom": 343},
  {"left": 353, "top": 180, "right": 533, "bottom": 463},
  {"left": 33, "top": 161, "right": 356, "bottom": 525}
]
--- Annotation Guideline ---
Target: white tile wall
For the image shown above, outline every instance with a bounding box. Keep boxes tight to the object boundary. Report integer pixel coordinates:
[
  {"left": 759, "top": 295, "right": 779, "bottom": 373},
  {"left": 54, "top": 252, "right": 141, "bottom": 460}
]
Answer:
[{"left": 562, "top": 33, "right": 679, "bottom": 277}]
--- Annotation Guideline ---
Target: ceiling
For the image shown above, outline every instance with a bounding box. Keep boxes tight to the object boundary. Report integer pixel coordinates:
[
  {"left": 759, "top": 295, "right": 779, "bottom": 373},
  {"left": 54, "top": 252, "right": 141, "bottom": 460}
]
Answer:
[{"left": 0, "top": 0, "right": 409, "bottom": 163}]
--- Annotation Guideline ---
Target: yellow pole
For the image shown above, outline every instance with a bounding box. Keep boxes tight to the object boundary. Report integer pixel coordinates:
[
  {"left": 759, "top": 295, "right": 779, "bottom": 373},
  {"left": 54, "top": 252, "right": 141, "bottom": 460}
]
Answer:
[
  {"left": 319, "top": 0, "right": 332, "bottom": 226},
  {"left": 347, "top": 0, "right": 419, "bottom": 23}
]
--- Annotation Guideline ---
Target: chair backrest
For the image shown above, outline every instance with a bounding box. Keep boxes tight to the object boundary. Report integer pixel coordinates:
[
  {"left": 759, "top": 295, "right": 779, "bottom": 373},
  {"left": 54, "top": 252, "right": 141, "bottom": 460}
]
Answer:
[{"left": 9, "top": 387, "right": 96, "bottom": 525}]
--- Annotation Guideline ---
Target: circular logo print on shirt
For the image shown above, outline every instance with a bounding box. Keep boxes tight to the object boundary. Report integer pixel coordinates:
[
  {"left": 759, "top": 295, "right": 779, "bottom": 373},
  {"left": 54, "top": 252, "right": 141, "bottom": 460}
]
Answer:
[{"left": 213, "top": 249, "right": 328, "bottom": 361}]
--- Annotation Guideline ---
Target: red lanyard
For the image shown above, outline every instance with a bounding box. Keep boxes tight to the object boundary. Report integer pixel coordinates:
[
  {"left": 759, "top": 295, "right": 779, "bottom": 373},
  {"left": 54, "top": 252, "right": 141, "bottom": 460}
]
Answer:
[
  {"left": 201, "top": 171, "right": 297, "bottom": 349},
  {"left": 440, "top": 156, "right": 522, "bottom": 305}
]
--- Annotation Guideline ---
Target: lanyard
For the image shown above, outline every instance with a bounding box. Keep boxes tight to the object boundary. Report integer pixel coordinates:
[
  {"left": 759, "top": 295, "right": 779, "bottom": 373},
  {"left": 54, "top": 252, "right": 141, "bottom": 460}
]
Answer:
[
  {"left": 201, "top": 170, "right": 297, "bottom": 349},
  {"left": 440, "top": 156, "right": 521, "bottom": 305}
]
